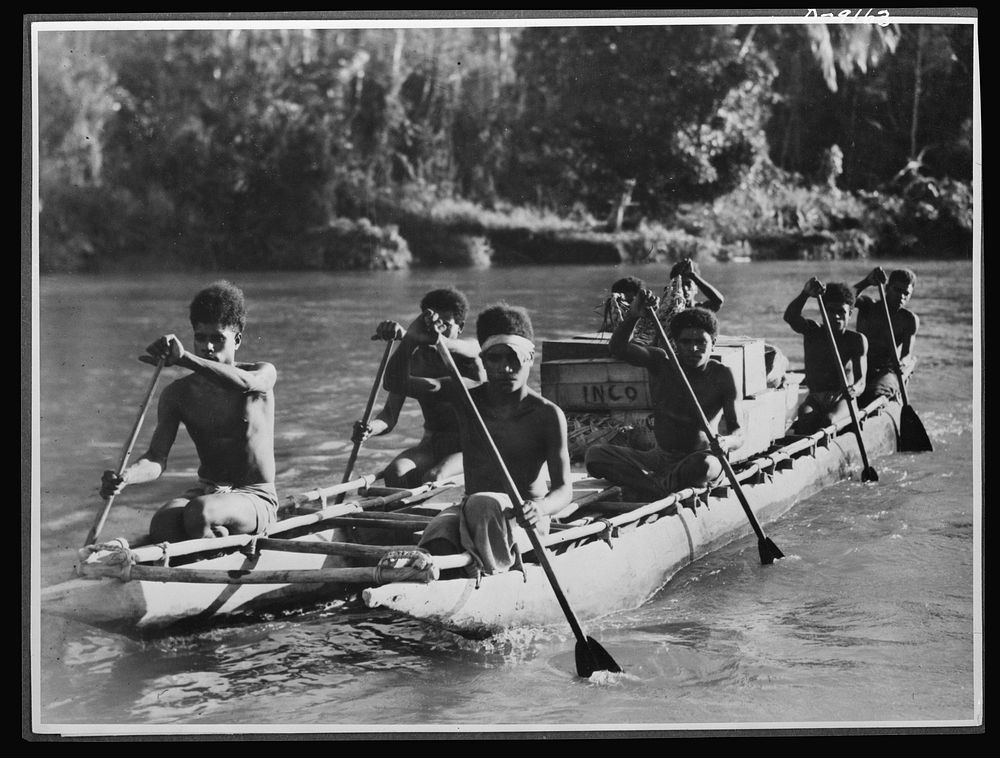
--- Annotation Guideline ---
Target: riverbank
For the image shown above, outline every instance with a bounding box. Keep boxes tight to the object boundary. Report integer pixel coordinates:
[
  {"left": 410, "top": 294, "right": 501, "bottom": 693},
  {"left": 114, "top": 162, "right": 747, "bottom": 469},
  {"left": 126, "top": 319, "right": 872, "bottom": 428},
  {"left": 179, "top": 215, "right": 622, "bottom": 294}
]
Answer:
[{"left": 39, "top": 175, "right": 973, "bottom": 273}]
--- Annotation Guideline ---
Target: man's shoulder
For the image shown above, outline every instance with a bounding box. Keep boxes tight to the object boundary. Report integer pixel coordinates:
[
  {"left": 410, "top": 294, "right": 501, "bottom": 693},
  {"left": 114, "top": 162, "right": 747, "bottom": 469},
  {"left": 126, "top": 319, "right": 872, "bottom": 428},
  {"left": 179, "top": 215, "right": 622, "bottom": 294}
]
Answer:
[
  {"left": 525, "top": 388, "right": 565, "bottom": 415},
  {"left": 844, "top": 328, "right": 868, "bottom": 350},
  {"left": 157, "top": 374, "right": 198, "bottom": 409},
  {"left": 705, "top": 357, "right": 739, "bottom": 386},
  {"left": 898, "top": 307, "right": 919, "bottom": 329}
]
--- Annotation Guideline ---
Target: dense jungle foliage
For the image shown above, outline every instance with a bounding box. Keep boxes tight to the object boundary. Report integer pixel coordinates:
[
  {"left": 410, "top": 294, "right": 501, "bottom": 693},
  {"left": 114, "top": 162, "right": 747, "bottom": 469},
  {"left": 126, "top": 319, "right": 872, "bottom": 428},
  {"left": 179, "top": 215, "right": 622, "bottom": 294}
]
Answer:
[{"left": 35, "top": 22, "right": 976, "bottom": 272}]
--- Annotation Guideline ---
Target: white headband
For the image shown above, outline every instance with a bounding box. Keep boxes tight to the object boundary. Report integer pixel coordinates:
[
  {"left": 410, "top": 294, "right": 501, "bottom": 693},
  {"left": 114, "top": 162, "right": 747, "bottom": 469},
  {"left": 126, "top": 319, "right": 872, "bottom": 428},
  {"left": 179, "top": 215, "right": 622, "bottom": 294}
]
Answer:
[{"left": 480, "top": 334, "right": 536, "bottom": 365}]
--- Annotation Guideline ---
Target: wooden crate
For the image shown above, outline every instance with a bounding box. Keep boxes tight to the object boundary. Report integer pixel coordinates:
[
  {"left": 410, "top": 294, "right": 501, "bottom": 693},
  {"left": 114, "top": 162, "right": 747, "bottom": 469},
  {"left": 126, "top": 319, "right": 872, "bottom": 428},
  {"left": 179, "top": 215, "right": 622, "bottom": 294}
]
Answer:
[
  {"left": 541, "top": 336, "right": 611, "bottom": 362},
  {"left": 714, "top": 335, "right": 767, "bottom": 397},
  {"left": 720, "top": 392, "right": 778, "bottom": 463},
  {"left": 541, "top": 358, "right": 651, "bottom": 411},
  {"left": 745, "top": 386, "right": 792, "bottom": 442},
  {"left": 709, "top": 346, "right": 745, "bottom": 401}
]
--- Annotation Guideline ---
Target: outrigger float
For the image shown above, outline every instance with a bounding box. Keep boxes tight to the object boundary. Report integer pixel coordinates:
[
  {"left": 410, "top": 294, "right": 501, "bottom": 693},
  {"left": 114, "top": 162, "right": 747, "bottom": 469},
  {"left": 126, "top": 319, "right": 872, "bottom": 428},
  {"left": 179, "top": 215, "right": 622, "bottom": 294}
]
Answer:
[{"left": 41, "top": 333, "right": 904, "bottom": 639}]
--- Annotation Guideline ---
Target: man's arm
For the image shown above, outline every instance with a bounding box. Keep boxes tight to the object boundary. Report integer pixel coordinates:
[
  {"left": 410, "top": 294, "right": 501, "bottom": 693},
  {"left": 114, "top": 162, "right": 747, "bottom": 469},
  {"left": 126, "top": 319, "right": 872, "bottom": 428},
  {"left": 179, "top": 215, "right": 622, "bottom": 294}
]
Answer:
[
  {"left": 784, "top": 278, "right": 824, "bottom": 334},
  {"left": 446, "top": 337, "right": 484, "bottom": 362},
  {"left": 183, "top": 356, "right": 277, "bottom": 394},
  {"left": 456, "top": 353, "right": 487, "bottom": 382},
  {"left": 352, "top": 391, "right": 405, "bottom": 444},
  {"left": 99, "top": 388, "right": 181, "bottom": 497},
  {"left": 690, "top": 273, "right": 724, "bottom": 311},
  {"left": 384, "top": 335, "right": 443, "bottom": 398},
  {"left": 716, "top": 369, "right": 745, "bottom": 454},
  {"left": 854, "top": 266, "right": 888, "bottom": 296},
  {"left": 519, "top": 404, "right": 573, "bottom": 527},
  {"left": 896, "top": 311, "right": 919, "bottom": 377},
  {"left": 141, "top": 334, "right": 276, "bottom": 394},
  {"left": 384, "top": 312, "right": 475, "bottom": 399},
  {"left": 847, "top": 333, "right": 868, "bottom": 399},
  {"left": 609, "top": 288, "right": 660, "bottom": 368}
]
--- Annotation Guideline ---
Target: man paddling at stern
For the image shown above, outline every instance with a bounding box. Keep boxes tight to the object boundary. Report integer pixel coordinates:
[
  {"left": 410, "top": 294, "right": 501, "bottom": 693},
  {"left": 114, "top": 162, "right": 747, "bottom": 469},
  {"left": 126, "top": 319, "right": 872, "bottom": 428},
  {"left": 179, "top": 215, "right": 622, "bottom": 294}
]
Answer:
[
  {"left": 384, "top": 302, "right": 573, "bottom": 575},
  {"left": 585, "top": 289, "right": 744, "bottom": 501},
  {"left": 99, "top": 281, "right": 279, "bottom": 542},
  {"left": 784, "top": 278, "right": 868, "bottom": 435},
  {"left": 853, "top": 266, "right": 920, "bottom": 407},
  {"left": 355, "top": 287, "right": 485, "bottom": 488}
]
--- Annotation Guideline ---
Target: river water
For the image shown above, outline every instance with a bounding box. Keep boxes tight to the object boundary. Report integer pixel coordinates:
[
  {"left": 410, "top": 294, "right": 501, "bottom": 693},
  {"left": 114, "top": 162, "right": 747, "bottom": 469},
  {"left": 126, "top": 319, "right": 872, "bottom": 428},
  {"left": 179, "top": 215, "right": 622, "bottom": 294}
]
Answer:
[{"left": 29, "top": 260, "right": 981, "bottom": 736}]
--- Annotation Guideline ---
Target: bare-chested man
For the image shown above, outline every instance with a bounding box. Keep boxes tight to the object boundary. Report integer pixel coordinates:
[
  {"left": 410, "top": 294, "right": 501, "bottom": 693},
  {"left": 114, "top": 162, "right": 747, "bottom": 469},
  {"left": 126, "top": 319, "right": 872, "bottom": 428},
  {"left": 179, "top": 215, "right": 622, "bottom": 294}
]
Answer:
[
  {"left": 585, "top": 290, "right": 744, "bottom": 500},
  {"left": 353, "top": 287, "right": 485, "bottom": 488},
  {"left": 99, "top": 281, "right": 277, "bottom": 542},
  {"left": 784, "top": 277, "right": 868, "bottom": 435},
  {"left": 853, "top": 266, "right": 920, "bottom": 407},
  {"left": 384, "top": 302, "right": 572, "bottom": 575}
]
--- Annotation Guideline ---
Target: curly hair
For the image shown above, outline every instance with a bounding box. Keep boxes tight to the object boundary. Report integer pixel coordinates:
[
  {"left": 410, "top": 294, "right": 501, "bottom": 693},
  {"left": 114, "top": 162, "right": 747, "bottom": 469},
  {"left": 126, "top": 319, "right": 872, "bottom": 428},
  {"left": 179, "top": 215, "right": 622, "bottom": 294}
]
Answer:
[
  {"left": 668, "top": 307, "right": 718, "bottom": 339},
  {"left": 420, "top": 287, "right": 469, "bottom": 325},
  {"left": 476, "top": 302, "right": 534, "bottom": 343},
  {"left": 189, "top": 280, "right": 247, "bottom": 331},
  {"left": 611, "top": 276, "right": 645, "bottom": 298},
  {"left": 889, "top": 268, "right": 917, "bottom": 287},
  {"left": 821, "top": 282, "right": 856, "bottom": 309}
]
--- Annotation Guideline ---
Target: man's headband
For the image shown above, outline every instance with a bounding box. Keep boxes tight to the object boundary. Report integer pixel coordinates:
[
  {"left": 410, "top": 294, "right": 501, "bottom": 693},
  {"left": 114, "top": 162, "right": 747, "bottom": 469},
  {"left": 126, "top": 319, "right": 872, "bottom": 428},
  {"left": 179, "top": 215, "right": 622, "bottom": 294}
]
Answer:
[{"left": 480, "top": 334, "right": 536, "bottom": 365}]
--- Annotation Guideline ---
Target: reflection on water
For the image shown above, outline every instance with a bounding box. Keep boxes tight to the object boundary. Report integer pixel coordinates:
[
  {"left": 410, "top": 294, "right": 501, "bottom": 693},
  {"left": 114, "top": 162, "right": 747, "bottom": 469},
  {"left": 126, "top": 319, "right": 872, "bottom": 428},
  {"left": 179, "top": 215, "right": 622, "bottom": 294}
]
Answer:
[{"left": 34, "top": 261, "right": 978, "bottom": 731}]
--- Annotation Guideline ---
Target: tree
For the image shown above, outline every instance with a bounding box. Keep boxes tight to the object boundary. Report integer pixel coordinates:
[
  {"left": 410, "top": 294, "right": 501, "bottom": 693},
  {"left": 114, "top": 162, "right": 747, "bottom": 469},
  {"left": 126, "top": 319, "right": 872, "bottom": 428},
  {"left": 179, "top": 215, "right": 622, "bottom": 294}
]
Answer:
[{"left": 502, "top": 25, "right": 778, "bottom": 216}]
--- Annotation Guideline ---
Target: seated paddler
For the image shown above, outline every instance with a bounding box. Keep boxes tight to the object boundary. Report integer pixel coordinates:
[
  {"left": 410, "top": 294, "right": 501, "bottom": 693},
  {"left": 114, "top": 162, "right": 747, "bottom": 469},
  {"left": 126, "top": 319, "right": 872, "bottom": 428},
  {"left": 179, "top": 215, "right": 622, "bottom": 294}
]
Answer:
[
  {"left": 383, "top": 301, "right": 573, "bottom": 576},
  {"left": 585, "top": 289, "right": 744, "bottom": 501}
]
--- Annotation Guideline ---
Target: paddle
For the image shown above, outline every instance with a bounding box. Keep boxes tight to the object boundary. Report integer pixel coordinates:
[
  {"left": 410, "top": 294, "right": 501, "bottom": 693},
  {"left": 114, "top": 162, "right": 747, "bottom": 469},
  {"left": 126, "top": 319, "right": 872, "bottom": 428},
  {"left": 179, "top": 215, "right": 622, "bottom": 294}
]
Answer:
[
  {"left": 336, "top": 337, "right": 396, "bottom": 504},
  {"left": 433, "top": 339, "right": 623, "bottom": 678},
  {"left": 85, "top": 357, "right": 166, "bottom": 547},
  {"left": 814, "top": 294, "right": 879, "bottom": 482},
  {"left": 646, "top": 308, "right": 784, "bottom": 565},
  {"left": 877, "top": 282, "right": 933, "bottom": 452}
]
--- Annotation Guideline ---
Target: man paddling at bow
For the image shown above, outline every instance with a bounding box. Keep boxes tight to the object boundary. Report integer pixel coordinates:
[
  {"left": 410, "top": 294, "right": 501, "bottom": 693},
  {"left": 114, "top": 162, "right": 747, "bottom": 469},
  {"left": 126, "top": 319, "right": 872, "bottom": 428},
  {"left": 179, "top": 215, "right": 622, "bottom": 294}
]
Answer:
[
  {"left": 99, "top": 281, "right": 279, "bottom": 542},
  {"left": 585, "top": 289, "right": 744, "bottom": 500},
  {"left": 853, "top": 267, "right": 920, "bottom": 407},
  {"left": 784, "top": 278, "right": 869, "bottom": 435},
  {"left": 356, "top": 287, "right": 485, "bottom": 488},
  {"left": 384, "top": 302, "right": 573, "bottom": 575}
]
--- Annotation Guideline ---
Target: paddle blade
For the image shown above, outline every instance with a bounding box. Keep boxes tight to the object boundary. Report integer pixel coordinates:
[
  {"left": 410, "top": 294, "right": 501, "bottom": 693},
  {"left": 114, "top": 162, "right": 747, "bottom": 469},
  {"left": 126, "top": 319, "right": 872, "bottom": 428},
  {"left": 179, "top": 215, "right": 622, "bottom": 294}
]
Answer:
[
  {"left": 899, "top": 405, "right": 933, "bottom": 452},
  {"left": 575, "top": 636, "right": 623, "bottom": 678},
  {"left": 862, "top": 466, "right": 879, "bottom": 482},
  {"left": 758, "top": 536, "right": 784, "bottom": 565}
]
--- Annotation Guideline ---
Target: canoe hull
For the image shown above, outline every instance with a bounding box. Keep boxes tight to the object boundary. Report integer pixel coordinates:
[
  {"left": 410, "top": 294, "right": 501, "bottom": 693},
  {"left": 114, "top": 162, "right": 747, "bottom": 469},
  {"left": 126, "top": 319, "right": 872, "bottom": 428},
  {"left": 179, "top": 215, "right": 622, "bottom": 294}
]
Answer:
[
  {"left": 41, "top": 402, "right": 900, "bottom": 638},
  {"left": 40, "top": 528, "right": 364, "bottom": 633},
  {"left": 362, "top": 402, "right": 900, "bottom": 637}
]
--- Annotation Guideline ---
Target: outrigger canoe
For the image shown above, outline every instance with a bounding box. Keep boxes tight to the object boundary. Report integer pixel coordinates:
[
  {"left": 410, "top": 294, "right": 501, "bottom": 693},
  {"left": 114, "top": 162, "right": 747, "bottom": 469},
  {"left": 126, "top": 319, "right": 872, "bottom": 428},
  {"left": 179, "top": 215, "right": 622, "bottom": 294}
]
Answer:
[{"left": 41, "top": 333, "right": 904, "bottom": 639}]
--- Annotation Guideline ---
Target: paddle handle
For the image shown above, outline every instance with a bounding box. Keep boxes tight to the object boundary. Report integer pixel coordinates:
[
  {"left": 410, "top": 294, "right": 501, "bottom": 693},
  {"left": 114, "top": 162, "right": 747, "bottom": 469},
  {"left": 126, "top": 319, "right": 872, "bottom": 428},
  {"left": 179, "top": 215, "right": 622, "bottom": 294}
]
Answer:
[
  {"left": 876, "top": 282, "right": 911, "bottom": 407},
  {"left": 433, "top": 341, "right": 590, "bottom": 645},
  {"left": 645, "top": 310, "right": 767, "bottom": 542},
  {"left": 85, "top": 358, "right": 165, "bottom": 547},
  {"left": 337, "top": 338, "right": 396, "bottom": 502},
  {"left": 814, "top": 296, "right": 874, "bottom": 472}
]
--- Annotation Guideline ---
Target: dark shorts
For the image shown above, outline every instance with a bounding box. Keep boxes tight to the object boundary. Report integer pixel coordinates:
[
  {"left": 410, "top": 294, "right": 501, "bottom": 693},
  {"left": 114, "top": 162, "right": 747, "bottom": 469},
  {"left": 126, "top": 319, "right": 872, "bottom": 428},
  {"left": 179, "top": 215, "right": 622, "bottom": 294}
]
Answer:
[
  {"left": 585, "top": 443, "right": 723, "bottom": 497},
  {"left": 860, "top": 368, "right": 901, "bottom": 407},
  {"left": 801, "top": 390, "right": 844, "bottom": 414},
  {"left": 182, "top": 480, "right": 280, "bottom": 535}
]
